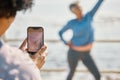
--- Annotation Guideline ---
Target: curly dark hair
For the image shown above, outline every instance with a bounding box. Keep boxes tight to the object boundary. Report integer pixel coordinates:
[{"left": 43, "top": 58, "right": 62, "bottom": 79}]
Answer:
[{"left": 0, "top": 0, "right": 33, "bottom": 18}]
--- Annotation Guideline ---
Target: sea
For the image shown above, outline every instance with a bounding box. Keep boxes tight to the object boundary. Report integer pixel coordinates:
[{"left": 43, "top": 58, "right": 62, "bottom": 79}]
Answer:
[{"left": 5, "top": 0, "right": 120, "bottom": 80}]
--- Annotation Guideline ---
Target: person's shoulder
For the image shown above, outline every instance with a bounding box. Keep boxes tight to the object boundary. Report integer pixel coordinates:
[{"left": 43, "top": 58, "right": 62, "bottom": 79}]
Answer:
[
  {"left": 0, "top": 44, "right": 41, "bottom": 80},
  {"left": 69, "top": 19, "right": 76, "bottom": 22},
  {"left": 0, "top": 44, "right": 33, "bottom": 66},
  {"left": 84, "top": 12, "right": 93, "bottom": 19},
  {"left": 67, "top": 19, "right": 76, "bottom": 24},
  {"left": 84, "top": 12, "right": 90, "bottom": 17}
]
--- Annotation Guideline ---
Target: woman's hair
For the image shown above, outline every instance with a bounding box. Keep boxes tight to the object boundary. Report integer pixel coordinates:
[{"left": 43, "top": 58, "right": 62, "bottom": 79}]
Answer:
[
  {"left": 0, "top": 0, "right": 33, "bottom": 18},
  {"left": 69, "top": 3, "right": 78, "bottom": 11}
]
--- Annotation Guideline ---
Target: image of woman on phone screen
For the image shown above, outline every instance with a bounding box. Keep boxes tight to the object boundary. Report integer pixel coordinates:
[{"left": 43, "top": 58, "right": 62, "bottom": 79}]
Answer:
[{"left": 0, "top": 0, "right": 47, "bottom": 80}]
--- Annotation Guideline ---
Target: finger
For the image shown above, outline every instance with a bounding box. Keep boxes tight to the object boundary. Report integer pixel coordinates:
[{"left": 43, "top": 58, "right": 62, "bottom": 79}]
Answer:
[
  {"left": 41, "top": 51, "right": 48, "bottom": 57},
  {"left": 38, "top": 60, "right": 45, "bottom": 69},
  {"left": 39, "top": 57, "right": 46, "bottom": 69},
  {"left": 38, "top": 57, "right": 45, "bottom": 66},
  {"left": 37, "top": 60, "right": 45, "bottom": 69},
  {"left": 37, "top": 45, "right": 47, "bottom": 55},
  {"left": 45, "top": 51, "right": 48, "bottom": 56},
  {"left": 22, "top": 48, "right": 28, "bottom": 53},
  {"left": 37, "top": 56, "right": 45, "bottom": 61},
  {"left": 36, "top": 56, "right": 45, "bottom": 69},
  {"left": 19, "top": 38, "right": 27, "bottom": 50}
]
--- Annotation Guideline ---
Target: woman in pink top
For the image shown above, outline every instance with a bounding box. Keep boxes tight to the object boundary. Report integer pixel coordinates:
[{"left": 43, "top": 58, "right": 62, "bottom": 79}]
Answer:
[{"left": 0, "top": 0, "right": 47, "bottom": 80}]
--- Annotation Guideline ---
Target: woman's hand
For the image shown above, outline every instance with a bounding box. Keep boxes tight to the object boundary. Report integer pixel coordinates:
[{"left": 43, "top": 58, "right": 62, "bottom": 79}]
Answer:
[
  {"left": 33, "top": 46, "right": 47, "bottom": 69},
  {"left": 19, "top": 38, "right": 47, "bottom": 69},
  {"left": 67, "top": 41, "right": 73, "bottom": 48}
]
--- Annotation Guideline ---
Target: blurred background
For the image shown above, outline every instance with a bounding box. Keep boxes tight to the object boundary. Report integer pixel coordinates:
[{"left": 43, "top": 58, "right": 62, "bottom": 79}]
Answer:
[{"left": 3, "top": 0, "right": 120, "bottom": 80}]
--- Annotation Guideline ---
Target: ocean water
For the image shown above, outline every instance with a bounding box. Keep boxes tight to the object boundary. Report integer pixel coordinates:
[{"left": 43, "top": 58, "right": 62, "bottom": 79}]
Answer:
[{"left": 4, "top": 0, "right": 120, "bottom": 79}]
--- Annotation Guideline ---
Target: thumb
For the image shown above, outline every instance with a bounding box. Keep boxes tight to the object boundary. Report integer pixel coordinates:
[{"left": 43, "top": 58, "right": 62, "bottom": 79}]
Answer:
[{"left": 19, "top": 38, "right": 27, "bottom": 51}]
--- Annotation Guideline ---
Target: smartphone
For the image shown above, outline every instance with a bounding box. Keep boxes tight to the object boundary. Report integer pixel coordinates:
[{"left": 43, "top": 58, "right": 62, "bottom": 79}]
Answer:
[{"left": 27, "top": 27, "right": 44, "bottom": 55}]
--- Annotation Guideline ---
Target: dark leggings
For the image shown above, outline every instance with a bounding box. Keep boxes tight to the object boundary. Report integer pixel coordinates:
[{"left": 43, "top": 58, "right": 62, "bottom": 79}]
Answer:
[{"left": 67, "top": 49, "right": 101, "bottom": 80}]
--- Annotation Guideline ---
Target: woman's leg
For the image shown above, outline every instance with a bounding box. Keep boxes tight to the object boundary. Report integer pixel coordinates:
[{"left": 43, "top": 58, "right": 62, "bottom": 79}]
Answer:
[
  {"left": 67, "top": 49, "right": 79, "bottom": 80},
  {"left": 81, "top": 52, "right": 101, "bottom": 80}
]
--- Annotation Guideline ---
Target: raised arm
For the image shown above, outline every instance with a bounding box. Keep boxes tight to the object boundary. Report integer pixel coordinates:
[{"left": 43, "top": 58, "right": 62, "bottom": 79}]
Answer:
[
  {"left": 59, "top": 22, "right": 71, "bottom": 45},
  {"left": 89, "top": 0, "right": 103, "bottom": 17}
]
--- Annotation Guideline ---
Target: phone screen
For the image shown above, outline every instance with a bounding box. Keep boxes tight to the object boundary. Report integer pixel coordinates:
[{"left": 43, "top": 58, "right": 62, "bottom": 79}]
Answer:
[{"left": 27, "top": 27, "right": 44, "bottom": 53}]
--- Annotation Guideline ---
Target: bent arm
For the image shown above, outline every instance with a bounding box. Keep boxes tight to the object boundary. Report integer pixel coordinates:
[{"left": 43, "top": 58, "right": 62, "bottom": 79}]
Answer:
[
  {"left": 59, "top": 22, "right": 71, "bottom": 45},
  {"left": 59, "top": 31, "right": 67, "bottom": 45},
  {"left": 89, "top": 0, "right": 103, "bottom": 17}
]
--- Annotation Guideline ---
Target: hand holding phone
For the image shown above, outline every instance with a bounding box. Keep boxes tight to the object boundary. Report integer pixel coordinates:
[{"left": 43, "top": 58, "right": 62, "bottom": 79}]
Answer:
[
  {"left": 19, "top": 26, "right": 47, "bottom": 69},
  {"left": 20, "top": 40, "right": 47, "bottom": 69}
]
